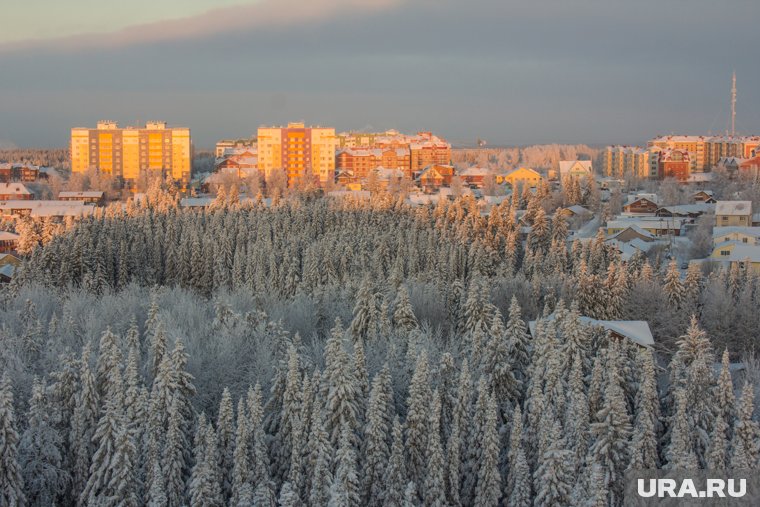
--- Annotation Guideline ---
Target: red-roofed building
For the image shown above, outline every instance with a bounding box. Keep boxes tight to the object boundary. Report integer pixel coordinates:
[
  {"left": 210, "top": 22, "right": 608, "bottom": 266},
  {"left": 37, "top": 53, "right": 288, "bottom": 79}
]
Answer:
[{"left": 657, "top": 149, "right": 691, "bottom": 181}]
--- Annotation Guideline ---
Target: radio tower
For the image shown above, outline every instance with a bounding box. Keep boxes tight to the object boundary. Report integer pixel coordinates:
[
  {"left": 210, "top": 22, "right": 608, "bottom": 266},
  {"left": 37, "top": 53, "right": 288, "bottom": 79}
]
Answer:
[{"left": 731, "top": 71, "right": 737, "bottom": 136}]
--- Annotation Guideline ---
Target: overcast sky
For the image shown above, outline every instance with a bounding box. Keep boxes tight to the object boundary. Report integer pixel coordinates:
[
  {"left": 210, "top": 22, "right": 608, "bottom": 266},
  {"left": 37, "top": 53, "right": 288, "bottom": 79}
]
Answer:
[{"left": 1, "top": 0, "right": 758, "bottom": 148}]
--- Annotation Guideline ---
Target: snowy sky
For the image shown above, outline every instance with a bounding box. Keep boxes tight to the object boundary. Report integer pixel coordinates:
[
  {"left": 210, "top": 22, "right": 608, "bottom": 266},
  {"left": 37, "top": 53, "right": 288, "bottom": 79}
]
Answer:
[{"left": 1, "top": 0, "right": 759, "bottom": 148}]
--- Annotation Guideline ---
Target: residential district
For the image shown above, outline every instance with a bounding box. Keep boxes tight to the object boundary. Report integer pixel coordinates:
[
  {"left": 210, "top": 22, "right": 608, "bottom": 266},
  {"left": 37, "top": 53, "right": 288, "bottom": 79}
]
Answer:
[{"left": 2, "top": 121, "right": 760, "bottom": 287}]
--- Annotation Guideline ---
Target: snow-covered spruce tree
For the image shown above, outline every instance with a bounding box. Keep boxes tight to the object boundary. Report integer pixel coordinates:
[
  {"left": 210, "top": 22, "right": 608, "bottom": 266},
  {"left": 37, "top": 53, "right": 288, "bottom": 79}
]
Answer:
[
  {"left": 671, "top": 315, "right": 715, "bottom": 467},
  {"left": 107, "top": 424, "right": 140, "bottom": 507},
  {"left": 392, "top": 285, "right": 419, "bottom": 334},
  {"left": 330, "top": 425, "right": 360, "bottom": 506},
  {"left": 462, "top": 276, "right": 491, "bottom": 338},
  {"left": 405, "top": 349, "right": 432, "bottom": 496},
  {"left": 422, "top": 389, "right": 446, "bottom": 507},
  {"left": 350, "top": 277, "right": 377, "bottom": 341},
  {"left": 323, "top": 319, "right": 361, "bottom": 448},
  {"left": 216, "top": 387, "right": 235, "bottom": 500},
  {"left": 730, "top": 381, "right": 759, "bottom": 469},
  {"left": 564, "top": 352, "right": 589, "bottom": 474},
  {"left": 663, "top": 260, "right": 685, "bottom": 309},
  {"left": 70, "top": 344, "right": 99, "bottom": 501},
  {"left": 0, "top": 373, "right": 25, "bottom": 507},
  {"left": 96, "top": 327, "right": 124, "bottom": 402},
  {"left": 307, "top": 403, "right": 333, "bottom": 507},
  {"left": 533, "top": 420, "right": 572, "bottom": 507},
  {"left": 146, "top": 460, "right": 168, "bottom": 507},
  {"left": 707, "top": 409, "right": 729, "bottom": 470},
  {"left": 715, "top": 349, "right": 736, "bottom": 428},
  {"left": 383, "top": 417, "right": 407, "bottom": 507},
  {"left": 247, "top": 384, "right": 273, "bottom": 495},
  {"left": 482, "top": 309, "right": 518, "bottom": 415},
  {"left": 163, "top": 395, "right": 189, "bottom": 507},
  {"left": 506, "top": 444, "right": 531, "bottom": 507},
  {"left": 188, "top": 422, "right": 223, "bottom": 507},
  {"left": 231, "top": 398, "right": 251, "bottom": 506},
  {"left": 474, "top": 388, "right": 502, "bottom": 507},
  {"left": 587, "top": 344, "right": 632, "bottom": 505},
  {"left": 278, "top": 480, "right": 300, "bottom": 507},
  {"left": 19, "top": 378, "right": 69, "bottom": 506},
  {"left": 362, "top": 365, "right": 394, "bottom": 507},
  {"left": 505, "top": 296, "right": 531, "bottom": 393},
  {"left": 665, "top": 387, "right": 698, "bottom": 471},
  {"left": 275, "top": 345, "right": 302, "bottom": 485},
  {"left": 627, "top": 348, "right": 660, "bottom": 471}
]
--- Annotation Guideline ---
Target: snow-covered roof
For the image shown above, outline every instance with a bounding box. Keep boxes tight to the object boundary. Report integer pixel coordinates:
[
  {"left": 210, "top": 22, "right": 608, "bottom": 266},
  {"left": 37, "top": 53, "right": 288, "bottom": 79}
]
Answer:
[
  {"left": 713, "top": 226, "right": 760, "bottom": 240},
  {"left": 607, "top": 224, "right": 657, "bottom": 241},
  {"left": 656, "top": 203, "right": 714, "bottom": 216},
  {"left": 0, "top": 231, "right": 20, "bottom": 241},
  {"left": 606, "top": 238, "right": 659, "bottom": 261},
  {"left": 459, "top": 167, "right": 490, "bottom": 177},
  {"left": 0, "top": 183, "right": 32, "bottom": 196},
  {"left": 607, "top": 217, "right": 688, "bottom": 232},
  {"left": 685, "top": 173, "right": 714, "bottom": 183},
  {"left": 562, "top": 205, "right": 593, "bottom": 216},
  {"left": 326, "top": 190, "right": 371, "bottom": 200},
  {"left": 0, "top": 264, "right": 15, "bottom": 279},
  {"left": 180, "top": 197, "right": 213, "bottom": 207},
  {"left": 721, "top": 244, "right": 760, "bottom": 263},
  {"left": 624, "top": 193, "right": 659, "bottom": 206},
  {"left": 0, "top": 200, "right": 93, "bottom": 217},
  {"left": 559, "top": 160, "right": 592, "bottom": 176},
  {"left": 58, "top": 191, "right": 104, "bottom": 199},
  {"left": 715, "top": 200, "right": 752, "bottom": 216},
  {"left": 528, "top": 315, "right": 655, "bottom": 348}
]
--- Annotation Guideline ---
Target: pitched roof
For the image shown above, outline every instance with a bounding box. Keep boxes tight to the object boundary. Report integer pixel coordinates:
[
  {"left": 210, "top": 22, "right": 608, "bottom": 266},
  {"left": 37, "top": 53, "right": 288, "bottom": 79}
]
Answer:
[
  {"left": 58, "top": 191, "right": 104, "bottom": 199},
  {"left": 713, "top": 226, "right": 760, "bottom": 240},
  {"left": 528, "top": 314, "right": 654, "bottom": 348},
  {"left": 0, "top": 183, "right": 32, "bottom": 196},
  {"left": 607, "top": 224, "right": 657, "bottom": 241},
  {"left": 722, "top": 244, "right": 760, "bottom": 263},
  {"left": 0, "top": 231, "right": 20, "bottom": 241},
  {"left": 715, "top": 200, "right": 752, "bottom": 216},
  {"left": 559, "top": 160, "right": 592, "bottom": 175}
]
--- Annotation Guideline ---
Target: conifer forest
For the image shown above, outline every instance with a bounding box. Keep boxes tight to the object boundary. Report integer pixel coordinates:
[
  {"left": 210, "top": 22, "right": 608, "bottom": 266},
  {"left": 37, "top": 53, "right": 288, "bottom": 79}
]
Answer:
[{"left": 1, "top": 191, "right": 759, "bottom": 507}]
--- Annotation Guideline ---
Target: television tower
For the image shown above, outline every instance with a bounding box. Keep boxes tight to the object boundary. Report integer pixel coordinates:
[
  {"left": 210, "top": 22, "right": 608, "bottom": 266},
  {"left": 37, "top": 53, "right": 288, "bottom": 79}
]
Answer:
[{"left": 731, "top": 71, "right": 737, "bottom": 136}]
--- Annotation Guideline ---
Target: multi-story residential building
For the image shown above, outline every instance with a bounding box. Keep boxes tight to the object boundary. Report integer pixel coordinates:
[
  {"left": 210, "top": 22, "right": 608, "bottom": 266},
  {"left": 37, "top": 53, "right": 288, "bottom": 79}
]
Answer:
[
  {"left": 410, "top": 134, "right": 451, "bottom": 174},
  {"left": 715, "top": 201, "right": 752, "bottom": 227},
  {"left": 257, "top": 123, "right": 336, "bottom": 186},
  {"left": 647, "top": 135, "right": 707, "bottom": 172},
  {"left": 704, "top": 136, "right": 760, "bottom": 168},
  {"left": 215, "top": 137, "right": 256, "bottom": 158},
  {"left": 336, "top": 147, "right": 411, "bottom": 180},
  {"left": 657, "top": 149, "right": 691, "bottom": 181},
  {"left": 336, "top": 130, "right": 451, "bottom": 178},
  {"left": 602, "top": 146, "right": 650, "bottom": 178},
  {"left": 648, "top": 135, "right": 760, "bottom": 172},
  {"left": 0, "top": 163, "right": 41, "bottom": 183},
  {"left": 70, "top": 121, "right": 192, "bottom": 186}
]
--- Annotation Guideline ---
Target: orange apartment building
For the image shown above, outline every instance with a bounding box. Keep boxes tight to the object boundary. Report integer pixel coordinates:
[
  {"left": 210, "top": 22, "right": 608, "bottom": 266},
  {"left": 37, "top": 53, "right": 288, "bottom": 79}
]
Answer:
[
  {"left": 336, "top": 147, "right": 411, "bottom": 180},
  {"left": 70, "top": 121, "right": 192, "bottom": 187},
  {"left": 657, "top": 149, "right": 691, "bottom": 181},
  {"left": 257, "top": 123, "right": 336, "bottom": 186}
]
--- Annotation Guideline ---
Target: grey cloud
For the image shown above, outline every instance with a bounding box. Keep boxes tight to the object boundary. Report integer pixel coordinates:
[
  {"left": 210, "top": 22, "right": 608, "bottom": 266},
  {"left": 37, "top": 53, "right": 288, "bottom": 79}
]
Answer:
[{"left": 0, "top": 0, "right": 758, "bottom": 147}]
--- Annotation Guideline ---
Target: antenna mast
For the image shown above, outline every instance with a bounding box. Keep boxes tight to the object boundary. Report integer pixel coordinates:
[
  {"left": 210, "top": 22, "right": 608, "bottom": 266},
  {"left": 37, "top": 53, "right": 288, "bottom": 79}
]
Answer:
[{"left": 731, "top": 71, "right": 737, "bottom": 136}]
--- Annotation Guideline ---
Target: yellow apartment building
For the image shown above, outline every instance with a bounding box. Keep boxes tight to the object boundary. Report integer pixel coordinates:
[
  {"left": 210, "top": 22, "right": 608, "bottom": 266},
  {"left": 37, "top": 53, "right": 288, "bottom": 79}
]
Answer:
[
  {"left": 602, "top": 146, "right": 650, "bottom": 178},
  {"left": 71, "top": 121, "right": 192, "bottom": 186},
  {"left": 257, "top": 122, "right": 336, "bottom": 186}
]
